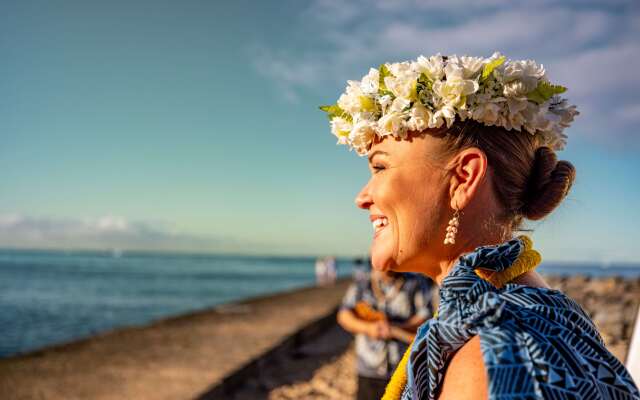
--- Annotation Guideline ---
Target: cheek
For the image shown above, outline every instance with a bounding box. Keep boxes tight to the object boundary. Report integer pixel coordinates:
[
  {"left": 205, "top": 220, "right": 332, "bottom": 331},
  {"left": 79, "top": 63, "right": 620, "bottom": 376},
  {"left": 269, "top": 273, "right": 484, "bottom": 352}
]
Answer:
[
  {"left": 399, "top": 199, "right": 437, "bottom": 246},
  {"left": 396, "top": 175, "right": 447, "bottom": 252}
]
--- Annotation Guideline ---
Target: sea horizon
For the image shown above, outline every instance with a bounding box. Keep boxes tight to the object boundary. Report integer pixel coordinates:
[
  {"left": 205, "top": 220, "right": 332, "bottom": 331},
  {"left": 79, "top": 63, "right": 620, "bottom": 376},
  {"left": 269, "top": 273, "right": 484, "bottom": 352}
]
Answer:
[
  {"left": 1, "top": 246, "right": 639, "bottom": 269},
  {"left": 1, "top": 248, "right": 639, "bottom": 359}
]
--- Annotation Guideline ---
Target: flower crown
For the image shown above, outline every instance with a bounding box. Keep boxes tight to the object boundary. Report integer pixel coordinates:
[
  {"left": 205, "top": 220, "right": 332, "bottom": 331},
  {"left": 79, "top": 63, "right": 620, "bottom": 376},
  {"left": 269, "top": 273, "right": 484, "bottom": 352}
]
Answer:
[{"left": 320, "top": 52, "right": 579, "bottom": 156}]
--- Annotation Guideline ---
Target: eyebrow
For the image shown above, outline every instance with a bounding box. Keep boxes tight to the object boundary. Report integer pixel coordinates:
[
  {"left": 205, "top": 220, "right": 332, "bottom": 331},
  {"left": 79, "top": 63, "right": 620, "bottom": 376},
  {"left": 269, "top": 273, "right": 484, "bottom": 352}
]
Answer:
[{"left": 368, "top": 150, "right": 389, "bottom": 163}]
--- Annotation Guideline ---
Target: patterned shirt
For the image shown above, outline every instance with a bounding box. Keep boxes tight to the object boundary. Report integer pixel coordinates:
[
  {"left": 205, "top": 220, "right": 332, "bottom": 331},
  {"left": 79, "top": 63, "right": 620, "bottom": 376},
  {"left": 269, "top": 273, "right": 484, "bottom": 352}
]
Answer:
[
  {"left": 341, "top": 272, "right": 434, "bottom": 379},
  {"left": 402, "top": 237, "right": 640, "bottom": 400}
]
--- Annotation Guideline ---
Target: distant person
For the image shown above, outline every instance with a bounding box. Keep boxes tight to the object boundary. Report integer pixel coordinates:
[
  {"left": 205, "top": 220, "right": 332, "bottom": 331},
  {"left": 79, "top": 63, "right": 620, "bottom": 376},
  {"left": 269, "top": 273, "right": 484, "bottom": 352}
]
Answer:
[
  {"left": 315, "top": 257, "right": 327, "bottom": 286},
  {"left": 337, "top": 266, "right": 434, "bottom": 400},
  {"left": 315, "top": 256, "right": 336, "bottom": 286},
  {"left": 325, "top": 256, "right": 337, "bottom": 285}
]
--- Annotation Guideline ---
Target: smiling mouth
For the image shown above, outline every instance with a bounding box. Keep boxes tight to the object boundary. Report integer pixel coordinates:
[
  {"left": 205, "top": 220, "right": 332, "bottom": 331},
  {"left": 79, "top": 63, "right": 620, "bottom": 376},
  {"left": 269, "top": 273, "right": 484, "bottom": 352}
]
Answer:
[{"left": 371, "top": 216, "right": 389, "bottom": 236}]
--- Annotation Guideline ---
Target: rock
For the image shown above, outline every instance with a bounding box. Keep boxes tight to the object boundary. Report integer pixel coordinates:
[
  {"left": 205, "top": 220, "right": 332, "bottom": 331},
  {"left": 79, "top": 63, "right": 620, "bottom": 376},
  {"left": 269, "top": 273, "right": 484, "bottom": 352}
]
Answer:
[
  {"left": 259, "top": 275, "right": 640, "bottom": 400},
  {"left": 543, "top": 275, "right": 640, "bottom": 356},
  {"left": 607, "top": 343, "right": 628, "bottom": 364},
  {"left": 593, "top": 309, "right": 625, "bottom": 327}
]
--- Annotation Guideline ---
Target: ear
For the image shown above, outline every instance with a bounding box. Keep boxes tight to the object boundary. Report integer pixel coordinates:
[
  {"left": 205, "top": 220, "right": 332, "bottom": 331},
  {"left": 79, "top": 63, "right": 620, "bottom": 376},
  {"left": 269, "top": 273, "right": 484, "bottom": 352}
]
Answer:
[{"left": 447, "top": 147, "right": 488, "bottom": 210}]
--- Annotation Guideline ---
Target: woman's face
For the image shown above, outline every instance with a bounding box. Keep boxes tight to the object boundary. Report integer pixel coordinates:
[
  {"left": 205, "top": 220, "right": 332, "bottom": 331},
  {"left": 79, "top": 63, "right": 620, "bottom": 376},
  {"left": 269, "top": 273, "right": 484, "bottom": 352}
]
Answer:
[{"left": 355, "top": 134, "right": 451, "bottom": 272}]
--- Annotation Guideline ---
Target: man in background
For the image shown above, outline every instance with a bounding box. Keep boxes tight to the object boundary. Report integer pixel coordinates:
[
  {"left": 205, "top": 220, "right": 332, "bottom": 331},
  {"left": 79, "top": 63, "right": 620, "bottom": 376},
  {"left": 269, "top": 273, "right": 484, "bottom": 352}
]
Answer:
[{"left": 337, "top": 262, "right": 435, "bottom": 399}]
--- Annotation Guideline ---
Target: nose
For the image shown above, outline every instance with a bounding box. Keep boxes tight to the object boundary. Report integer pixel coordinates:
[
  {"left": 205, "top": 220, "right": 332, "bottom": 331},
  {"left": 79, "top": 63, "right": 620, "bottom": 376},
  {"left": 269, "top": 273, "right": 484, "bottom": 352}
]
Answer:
[{"left": 355, "top": 181, "right": 373, "bottom": 210}]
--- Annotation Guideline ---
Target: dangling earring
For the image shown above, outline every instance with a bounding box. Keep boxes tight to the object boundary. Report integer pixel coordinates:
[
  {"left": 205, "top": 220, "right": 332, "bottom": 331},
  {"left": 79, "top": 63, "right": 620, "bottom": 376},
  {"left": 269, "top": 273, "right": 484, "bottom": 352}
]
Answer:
[{"left": 444, "top": 208, "right": 460, "bottom": 245}]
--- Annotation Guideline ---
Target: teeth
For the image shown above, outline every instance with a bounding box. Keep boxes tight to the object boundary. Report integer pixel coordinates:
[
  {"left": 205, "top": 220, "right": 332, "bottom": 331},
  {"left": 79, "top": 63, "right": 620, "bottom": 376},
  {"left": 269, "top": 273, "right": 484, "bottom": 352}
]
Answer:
[{"left": 372, "top": 217, "right": 388, "bottom": 230}]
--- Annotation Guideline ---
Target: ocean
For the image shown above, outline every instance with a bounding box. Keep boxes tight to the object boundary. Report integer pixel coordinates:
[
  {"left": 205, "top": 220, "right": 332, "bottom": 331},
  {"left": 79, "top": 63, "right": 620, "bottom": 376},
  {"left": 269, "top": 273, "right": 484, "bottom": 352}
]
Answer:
[{"left": 0, "top": 249, "right": 638, "bottom": 359}]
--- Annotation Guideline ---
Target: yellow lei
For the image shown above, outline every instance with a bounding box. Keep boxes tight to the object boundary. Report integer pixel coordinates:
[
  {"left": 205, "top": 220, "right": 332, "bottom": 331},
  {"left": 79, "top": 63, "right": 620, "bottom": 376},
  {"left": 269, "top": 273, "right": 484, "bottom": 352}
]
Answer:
[{"left": 381, "top": 235, "right": 541, "bottom": 400}]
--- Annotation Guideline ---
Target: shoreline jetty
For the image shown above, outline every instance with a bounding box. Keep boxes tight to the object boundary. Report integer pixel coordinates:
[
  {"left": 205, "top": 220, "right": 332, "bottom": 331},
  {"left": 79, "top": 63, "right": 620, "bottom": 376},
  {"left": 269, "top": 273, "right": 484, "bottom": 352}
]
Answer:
[
  {"left": 0, "top": 279, "right": 351, "bottom": 400},
  {"left": 0, "top": 275, "right": 638, "bottom": 400}
]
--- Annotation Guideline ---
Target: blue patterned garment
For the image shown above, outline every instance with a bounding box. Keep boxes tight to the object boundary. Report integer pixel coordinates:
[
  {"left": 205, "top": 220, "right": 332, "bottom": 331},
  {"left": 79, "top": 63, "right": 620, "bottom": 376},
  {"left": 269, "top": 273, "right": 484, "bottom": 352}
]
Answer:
[{"left": 402, "top": 237, "right": 640, "bottom": 400}]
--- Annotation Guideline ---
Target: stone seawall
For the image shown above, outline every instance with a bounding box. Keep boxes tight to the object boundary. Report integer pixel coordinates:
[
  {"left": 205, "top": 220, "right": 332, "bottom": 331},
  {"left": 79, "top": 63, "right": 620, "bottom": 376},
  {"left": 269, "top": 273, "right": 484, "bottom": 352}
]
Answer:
[{"left": 0, "top": 279, "right": 351, "bottom": 400}]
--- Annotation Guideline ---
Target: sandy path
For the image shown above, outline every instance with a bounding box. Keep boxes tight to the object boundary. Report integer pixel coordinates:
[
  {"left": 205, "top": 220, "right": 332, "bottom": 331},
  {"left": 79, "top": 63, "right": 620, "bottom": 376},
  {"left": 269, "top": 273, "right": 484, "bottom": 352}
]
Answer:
[{"left": 0, "top": 280, "right": 350, "bottom": 400}]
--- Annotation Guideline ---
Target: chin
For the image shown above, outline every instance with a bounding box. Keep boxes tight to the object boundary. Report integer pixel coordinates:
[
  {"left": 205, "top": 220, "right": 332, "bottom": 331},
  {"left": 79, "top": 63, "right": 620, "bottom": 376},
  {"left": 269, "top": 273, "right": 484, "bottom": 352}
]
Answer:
[
  {"left": 385, "top": 259, "right": 418, "bottom": 273},
  {"left": 370, "top": 246, "right": 411, "bottom": 273},
  {"left": 370, "top": 245, "right": 394, "bottom": 271},
  {"left": 371, "top": 243, "right": 428, "bottom": 274},
  {"left": 371, "top": 257, "right": 396, "bottom": 272}
]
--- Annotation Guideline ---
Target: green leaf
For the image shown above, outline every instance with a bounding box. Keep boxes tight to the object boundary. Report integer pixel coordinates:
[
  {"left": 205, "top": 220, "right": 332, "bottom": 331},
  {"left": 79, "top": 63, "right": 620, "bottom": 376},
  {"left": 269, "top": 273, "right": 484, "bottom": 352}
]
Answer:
[
  {"left": 408, "top": 81, "right": 418, "bottom": 101},
  {"left": 526, "top": 81, "right": 567, "bottom": 104},
  {"left": 359, "top": 96, "right": 377, "bottom": 112},
  {"left": 318, "top": 104, "right": 352, "bottom": 122},
  {"left": 415, "top": 73, "right": 432, "bottom": 105},
  {"left": 417, "top": 72, "right": 432, "bottom": 91},
  {"left": 481, "top": 56, "right": 505, "bottom": 82},
  {"left": 378, "top": 64, "right": 392, "bottom": 93}
]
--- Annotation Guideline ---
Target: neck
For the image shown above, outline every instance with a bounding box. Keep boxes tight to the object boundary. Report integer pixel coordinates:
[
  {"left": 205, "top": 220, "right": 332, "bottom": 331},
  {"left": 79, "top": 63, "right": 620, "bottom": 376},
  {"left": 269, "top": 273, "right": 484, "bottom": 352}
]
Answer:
[
  {"left": 433, "top": 258, "right": 458, "bottom": 286},
  {"left": 431, "top": 229, "right": 511, "bottom": 286}
]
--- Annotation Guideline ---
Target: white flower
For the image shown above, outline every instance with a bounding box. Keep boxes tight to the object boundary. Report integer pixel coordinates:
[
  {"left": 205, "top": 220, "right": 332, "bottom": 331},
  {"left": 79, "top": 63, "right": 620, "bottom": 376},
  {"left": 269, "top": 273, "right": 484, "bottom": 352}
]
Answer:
[
  {"left": 448, "top": 55, "right": 485, "bottom": 79},
  {"left": 461, "top": 56, "right": 486, "bottom": 78},
  {"left": 387, "top": 61, "right": 414, "bottom": 78},
  {"left": 384, "top": 75, "right": 418, "bottom": 101},
  {"left": 506, "top": 97, "right": 528, "bottom": 115},
  {"left": 507, "top": 110, "right": 526, "bottom": 131},
  {"left": 377, "top": 111, "right": 407, "bottom": 137},
  {"left": 330, "top": 117, "right": 352, "bottom": 144},
  {"left": 349, "top": 120, "right": 377, "bottom": 155},
  {"left": 432, "top": 105, "right": 456, "bottom": 128},
  {"left": 360, "top": 68, "right": 380, "bottom": 95},
  {"left": 384, "top": 62, "right": 419, "bottom": 100},
  {"left": 503, "top": 80, "right": 529, "bottom": 98},
  {"left": 521, "top": 102, "right": 550, "bottom": 133},
  {"left": 378, "top": 94, "right": 393, "bottom": 111},
  {"left": 504, "top": 97, "right": 538, "bottom": 131},
  {"left": 407, "top": 103, "right": 432, "bottom": 132},
  {"left": 543, "top": 99, "right": 578, "bottom": 149},
  {"left": 432, "top": 76, "right": 479, "bottom": 109},
  {"left": 549, "top": 98, "right": 579, "bottom": 127},
  {"left": 416, "top": 54, "right": 445, "bottom": 81},
  {"left": 472, "top": 100, "right": 503, "bottom": 126},
  {"left": 501, "top": 59, "right": 545, "bottom": 94},
  {"left": 337, "top": 81, "right": 365, "bottom": 114},
  {"left": 428, "top": 60, "right": 481, "bottom": 109},
  {"left": 389, "top": 97, "right": 411, "bottom": 113}
]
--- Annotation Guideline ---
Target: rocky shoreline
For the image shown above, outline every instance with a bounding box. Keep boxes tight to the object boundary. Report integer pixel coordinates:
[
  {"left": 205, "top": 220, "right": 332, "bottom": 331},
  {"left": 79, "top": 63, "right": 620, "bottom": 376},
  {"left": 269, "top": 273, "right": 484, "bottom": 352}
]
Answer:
[
  {"left": 252, "top": 275, "right": 640, "bottom": 400},
  {"left": 0, "top": 275, "right": 637, "bottom": 400}
]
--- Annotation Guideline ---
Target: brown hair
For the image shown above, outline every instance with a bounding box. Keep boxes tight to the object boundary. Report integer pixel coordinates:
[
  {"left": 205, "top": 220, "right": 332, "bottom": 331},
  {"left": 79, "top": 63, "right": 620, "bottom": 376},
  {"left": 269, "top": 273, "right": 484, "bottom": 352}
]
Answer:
[{"left": 435, "top": 120, "right": 576, "bottom": 229}]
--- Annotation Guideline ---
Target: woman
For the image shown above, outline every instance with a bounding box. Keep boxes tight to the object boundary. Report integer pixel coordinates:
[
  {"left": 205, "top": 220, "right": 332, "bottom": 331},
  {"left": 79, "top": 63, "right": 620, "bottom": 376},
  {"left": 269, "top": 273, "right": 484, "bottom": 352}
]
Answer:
[{"left": 320, "top": 53, "right": 640, "bottom": 399}]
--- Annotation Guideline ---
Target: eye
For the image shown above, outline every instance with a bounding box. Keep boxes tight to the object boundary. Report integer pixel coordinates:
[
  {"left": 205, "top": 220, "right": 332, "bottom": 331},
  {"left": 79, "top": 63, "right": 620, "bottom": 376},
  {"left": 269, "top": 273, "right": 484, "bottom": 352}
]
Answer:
[{"left": 371, "top": 163, "right": 386, "bottom": 174}]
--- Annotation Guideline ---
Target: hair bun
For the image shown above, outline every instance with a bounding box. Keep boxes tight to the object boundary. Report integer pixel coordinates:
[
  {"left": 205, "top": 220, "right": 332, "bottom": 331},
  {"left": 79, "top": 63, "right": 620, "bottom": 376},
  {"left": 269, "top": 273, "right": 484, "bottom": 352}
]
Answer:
[{"left": 521, "top": 146, "right": 576, "bottom": 220}]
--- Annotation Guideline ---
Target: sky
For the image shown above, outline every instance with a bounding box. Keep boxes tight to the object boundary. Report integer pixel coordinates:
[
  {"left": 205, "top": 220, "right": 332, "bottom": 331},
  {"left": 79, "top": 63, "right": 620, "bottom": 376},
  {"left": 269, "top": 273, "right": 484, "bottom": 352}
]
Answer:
[{"left": 1, "top": 0, "right": 639, "bottom": 262}]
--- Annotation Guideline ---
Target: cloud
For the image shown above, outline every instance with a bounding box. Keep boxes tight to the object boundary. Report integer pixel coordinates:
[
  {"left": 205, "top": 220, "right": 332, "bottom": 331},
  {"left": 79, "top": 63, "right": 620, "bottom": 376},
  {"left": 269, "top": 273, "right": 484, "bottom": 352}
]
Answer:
[
  {"left": 376, "top": 8, "right": 617, "bottom": 57},
  {"left": 615, "top": 103, "right": 640, "bottom": 123},
  {"left": 0, "top": 214, "right": 230, "bottom": 252},
  {"left": 550, "top": 42, "right": 640, "bottom": 99},
  {"left": 253, "top": 0, "right": 640, "bottom": 146}
]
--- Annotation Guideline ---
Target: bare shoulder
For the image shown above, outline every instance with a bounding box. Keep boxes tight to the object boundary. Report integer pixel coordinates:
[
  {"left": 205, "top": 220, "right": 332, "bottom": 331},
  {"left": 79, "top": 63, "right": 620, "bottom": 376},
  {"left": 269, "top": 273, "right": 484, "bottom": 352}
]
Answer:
[{"left": 438, "top": 335, "right": 488, "bottom": 400}]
